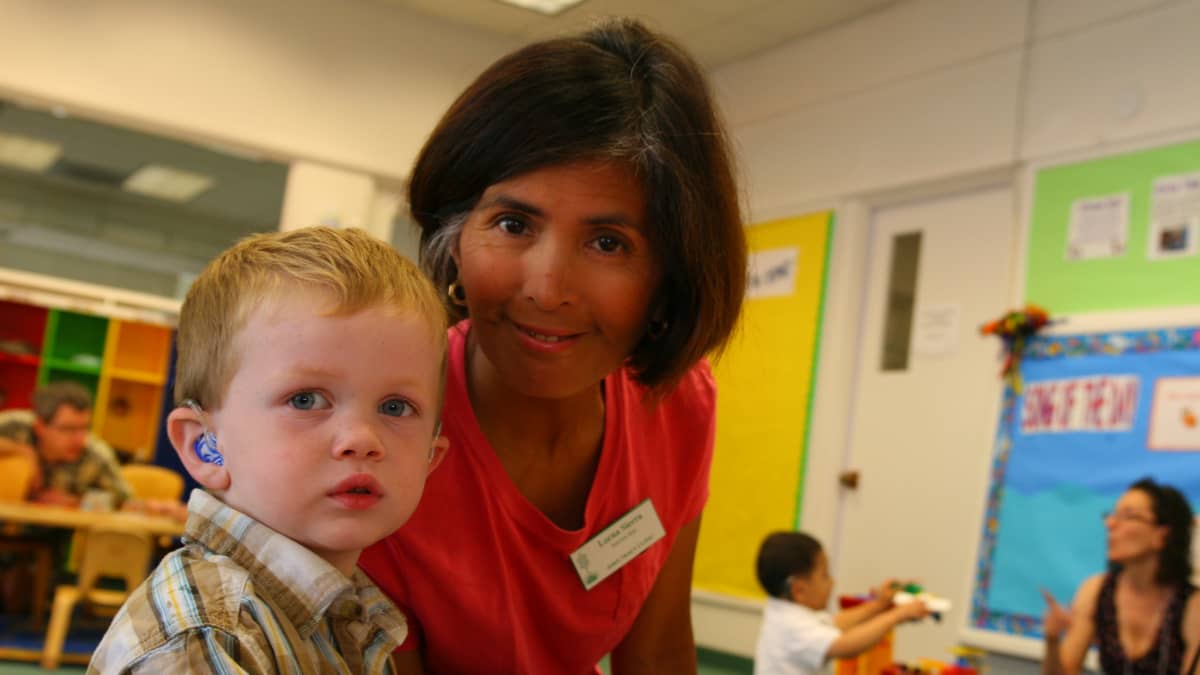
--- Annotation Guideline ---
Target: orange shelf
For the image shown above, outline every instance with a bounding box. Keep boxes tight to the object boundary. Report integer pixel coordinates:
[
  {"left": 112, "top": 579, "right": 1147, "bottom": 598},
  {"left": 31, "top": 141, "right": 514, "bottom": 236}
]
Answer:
[
  {"left": 110, "top": 322, "right": 172, "bottom": 375},
  {"left": 107, "top": 368, "right": 165, "bottom": 386}
]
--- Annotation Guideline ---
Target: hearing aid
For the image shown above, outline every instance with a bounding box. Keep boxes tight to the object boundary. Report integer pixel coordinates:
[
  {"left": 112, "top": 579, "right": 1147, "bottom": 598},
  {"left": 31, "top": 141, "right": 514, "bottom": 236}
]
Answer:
[{"left": 183, "top": 399, "right": 224, "bottom": 466}]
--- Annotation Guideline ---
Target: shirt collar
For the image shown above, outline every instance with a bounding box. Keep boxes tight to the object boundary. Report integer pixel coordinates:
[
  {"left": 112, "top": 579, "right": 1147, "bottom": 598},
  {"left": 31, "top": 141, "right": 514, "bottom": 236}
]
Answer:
[{"left": 182, "top": 489, "right": 406, "bottom": 645}]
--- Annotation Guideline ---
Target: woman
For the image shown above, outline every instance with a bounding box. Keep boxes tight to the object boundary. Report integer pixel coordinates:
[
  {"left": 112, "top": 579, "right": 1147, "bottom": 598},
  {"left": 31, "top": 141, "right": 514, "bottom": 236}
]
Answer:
[
  {"left": 1042, "top": 478, "right": 1200, "bottom": 674},
  {"left": 358, "top": 18, "right": 747, "bottom": 674}
]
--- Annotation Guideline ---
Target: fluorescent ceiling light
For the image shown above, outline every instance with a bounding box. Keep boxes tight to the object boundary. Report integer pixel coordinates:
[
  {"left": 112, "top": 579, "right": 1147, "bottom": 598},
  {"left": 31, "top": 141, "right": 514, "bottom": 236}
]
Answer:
[
  {"left": 123, "top": 164, "right": 214, "bottom": 202},
  {"left": 494, "top": 0, "right": 586, "bottom": 16},
  {"left": 0, "top": 132, "right": 63, "bottom": 173}
]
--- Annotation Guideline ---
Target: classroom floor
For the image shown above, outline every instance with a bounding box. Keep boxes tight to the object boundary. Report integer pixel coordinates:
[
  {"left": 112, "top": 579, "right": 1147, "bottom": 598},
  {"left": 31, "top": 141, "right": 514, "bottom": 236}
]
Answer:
[
  {"left": 4, "top": 649, "right": 753, "bottom": 674},
  {"left": 598, "top": 648, "right": 753, "bottom": 674}
]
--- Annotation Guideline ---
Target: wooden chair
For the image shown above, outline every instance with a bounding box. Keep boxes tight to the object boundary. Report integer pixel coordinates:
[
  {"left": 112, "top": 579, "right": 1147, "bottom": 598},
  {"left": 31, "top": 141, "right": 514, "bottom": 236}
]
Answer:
[
  {"left": 120, "top": 464, "right": 186, "bottom": 547},
  {"left": 0, "top": 453, "right": 52, "bottom": 625},
  {"left": 40, "top": 525, "right": 154, "bottom": 669},
  {"left": 120, "top": 464, "right": 185, "bottom": 502}
]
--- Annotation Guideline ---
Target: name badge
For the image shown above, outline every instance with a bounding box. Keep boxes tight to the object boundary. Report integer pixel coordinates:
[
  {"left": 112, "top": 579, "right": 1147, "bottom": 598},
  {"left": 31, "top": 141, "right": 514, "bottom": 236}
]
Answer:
[{"left": 570, "top": 499, "right": 666, "bottom": 591}]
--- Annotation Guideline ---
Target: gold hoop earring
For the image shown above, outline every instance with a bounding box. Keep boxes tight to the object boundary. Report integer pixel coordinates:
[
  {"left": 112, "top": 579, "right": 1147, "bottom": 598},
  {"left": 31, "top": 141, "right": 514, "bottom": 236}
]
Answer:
[{"left": 447, "top": 280, "right": 468, "bottom": 307}]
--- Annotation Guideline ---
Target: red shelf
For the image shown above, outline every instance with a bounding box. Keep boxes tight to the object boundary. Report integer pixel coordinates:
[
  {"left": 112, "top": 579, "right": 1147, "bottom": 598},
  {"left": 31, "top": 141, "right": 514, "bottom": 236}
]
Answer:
[{"left": 0, "top": 352, "right": 40, "bottom": 367}]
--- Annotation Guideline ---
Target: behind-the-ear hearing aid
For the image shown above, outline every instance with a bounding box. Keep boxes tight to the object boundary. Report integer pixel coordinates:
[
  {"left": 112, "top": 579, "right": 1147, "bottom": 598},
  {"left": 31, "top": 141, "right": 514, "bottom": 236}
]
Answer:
[{"left": 183, "top": 399, "right": 224, "bottom": 466}]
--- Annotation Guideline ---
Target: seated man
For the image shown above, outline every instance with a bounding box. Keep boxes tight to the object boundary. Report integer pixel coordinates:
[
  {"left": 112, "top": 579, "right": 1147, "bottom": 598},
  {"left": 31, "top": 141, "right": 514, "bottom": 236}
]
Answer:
[
  {"left": 0, "top": 382, "right": 136, "bottom": 613},
  {"left": 0, "top": 381, "right": 132, "bottom": 507}
]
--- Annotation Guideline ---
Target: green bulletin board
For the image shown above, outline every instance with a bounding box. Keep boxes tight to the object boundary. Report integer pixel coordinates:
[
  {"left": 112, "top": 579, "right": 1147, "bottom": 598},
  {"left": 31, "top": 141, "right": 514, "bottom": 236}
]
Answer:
[{"left": 1025, "top": 138, "right": 1200, "bottom": 313}]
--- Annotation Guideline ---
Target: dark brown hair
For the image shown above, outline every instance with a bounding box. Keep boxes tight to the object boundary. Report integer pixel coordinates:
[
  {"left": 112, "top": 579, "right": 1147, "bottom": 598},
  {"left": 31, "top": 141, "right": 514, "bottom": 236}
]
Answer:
[
  {"left": 757, "top": 531, "right": 824, "bottom": 599},
  {"left": 410, "top": 18, "right": 746, "bottom": 393},
  {"left": 33, "top": 381, "right": 92, "bottom": 422},
  {"left": 1120, "top": 477, "right": 1194, "bottom": 587}
]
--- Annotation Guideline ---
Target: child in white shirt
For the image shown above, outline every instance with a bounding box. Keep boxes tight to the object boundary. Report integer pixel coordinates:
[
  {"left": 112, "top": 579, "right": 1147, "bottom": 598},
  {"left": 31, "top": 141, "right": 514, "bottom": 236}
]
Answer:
[{"left": 753, "top": 532, "right": 928, "bottom": 675}]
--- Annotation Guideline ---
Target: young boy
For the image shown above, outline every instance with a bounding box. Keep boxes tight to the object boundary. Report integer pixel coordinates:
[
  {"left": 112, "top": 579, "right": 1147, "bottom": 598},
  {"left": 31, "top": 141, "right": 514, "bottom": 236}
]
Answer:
[
  {"left": 753, "top": 531, "right": 929, "bottom": 675},
  {"left": 90, "top": 227, "right": 450, "bottom": 674}
]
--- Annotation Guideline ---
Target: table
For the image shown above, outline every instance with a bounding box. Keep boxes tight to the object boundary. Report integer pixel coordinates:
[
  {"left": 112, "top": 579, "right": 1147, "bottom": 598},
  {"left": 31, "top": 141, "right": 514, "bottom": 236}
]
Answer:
[
  {"left": 0, "top": 501, "right": 185, "bottom": 665},
  {"left": 0, "top": 501, "right": 185, "bottom": 537}
]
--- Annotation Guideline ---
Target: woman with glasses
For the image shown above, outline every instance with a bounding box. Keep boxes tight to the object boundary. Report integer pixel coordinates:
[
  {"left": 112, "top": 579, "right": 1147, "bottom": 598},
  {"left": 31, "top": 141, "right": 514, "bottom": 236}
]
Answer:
[{"left": 1042, "top": 478, "right": 1200, "bottom": 674}]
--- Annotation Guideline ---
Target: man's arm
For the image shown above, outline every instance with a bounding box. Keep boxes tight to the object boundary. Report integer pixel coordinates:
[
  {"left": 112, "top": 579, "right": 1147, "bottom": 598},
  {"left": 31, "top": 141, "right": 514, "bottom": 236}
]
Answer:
[{"left": 0, "top": 436, "right": 41, "bottom": 497}]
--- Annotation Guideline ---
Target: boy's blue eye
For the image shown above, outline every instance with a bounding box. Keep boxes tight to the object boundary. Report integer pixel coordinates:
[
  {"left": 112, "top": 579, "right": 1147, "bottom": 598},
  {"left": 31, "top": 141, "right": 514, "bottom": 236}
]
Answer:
[
  {"left": 380, "top": 398, "right": 414, "bottom": 417},
  {"left": 289, "top": 392, "right": 329, "bottom": 410}
]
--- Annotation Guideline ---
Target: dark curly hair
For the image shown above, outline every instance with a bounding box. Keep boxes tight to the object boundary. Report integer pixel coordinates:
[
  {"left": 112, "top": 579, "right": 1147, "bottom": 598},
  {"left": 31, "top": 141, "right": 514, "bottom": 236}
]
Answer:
[
  {"left": 1122, "top": 477, "right": 1194, "bottom": 586},
  {"left": 756, "top": 531, "right": 824, "bottom": 600}
]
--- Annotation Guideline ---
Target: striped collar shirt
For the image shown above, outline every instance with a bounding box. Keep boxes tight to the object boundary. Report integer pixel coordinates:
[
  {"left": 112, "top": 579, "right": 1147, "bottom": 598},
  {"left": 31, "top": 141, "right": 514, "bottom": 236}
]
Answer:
[{"left": 90, "top": 489, "right": 406, "bottom": 674}]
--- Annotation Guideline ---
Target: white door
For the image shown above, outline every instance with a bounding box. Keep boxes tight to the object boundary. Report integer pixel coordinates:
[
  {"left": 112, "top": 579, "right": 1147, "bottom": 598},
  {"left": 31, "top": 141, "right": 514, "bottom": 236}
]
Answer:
[{"left": 832, "top": 184, "right": 1015, "bottom": 662}]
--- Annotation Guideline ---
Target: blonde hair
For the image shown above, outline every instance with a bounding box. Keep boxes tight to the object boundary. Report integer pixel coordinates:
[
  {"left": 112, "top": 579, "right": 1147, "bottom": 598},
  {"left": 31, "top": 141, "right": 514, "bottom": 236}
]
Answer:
[{"left": 175, "top": 226, "right": 448, "bottom": 409}]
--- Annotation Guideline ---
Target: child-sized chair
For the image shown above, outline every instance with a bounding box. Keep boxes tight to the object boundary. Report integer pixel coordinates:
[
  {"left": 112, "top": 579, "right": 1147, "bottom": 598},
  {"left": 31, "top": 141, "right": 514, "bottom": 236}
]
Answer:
[
  {"left": 0, "top": 453, "right": 53, "bottom": 625},
  {"left": 40, "top": 525, "right": 155, "bottom": 669},
  {"left": 120, "top": 464, "right": 185, "bottom": 502}
]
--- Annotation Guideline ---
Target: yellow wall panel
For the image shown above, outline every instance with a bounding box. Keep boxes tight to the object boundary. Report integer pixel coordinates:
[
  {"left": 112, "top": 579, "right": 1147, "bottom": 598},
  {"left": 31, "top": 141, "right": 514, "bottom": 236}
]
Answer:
[{"left": 694, "top": 211, "right": 832, "bottom": 599}]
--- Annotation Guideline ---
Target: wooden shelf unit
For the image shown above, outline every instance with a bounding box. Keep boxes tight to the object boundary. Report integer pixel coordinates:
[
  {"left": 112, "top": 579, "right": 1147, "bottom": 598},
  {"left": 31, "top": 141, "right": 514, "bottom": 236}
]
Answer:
[{"left": 0, "top": 299, "right": 174, "bottom": 461}]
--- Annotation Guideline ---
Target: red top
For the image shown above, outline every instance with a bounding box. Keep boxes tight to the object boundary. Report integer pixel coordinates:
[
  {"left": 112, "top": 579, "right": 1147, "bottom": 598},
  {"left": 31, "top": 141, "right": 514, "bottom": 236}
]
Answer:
[{"left": 359, "top": 321, "right": 716, "bottom": 674}]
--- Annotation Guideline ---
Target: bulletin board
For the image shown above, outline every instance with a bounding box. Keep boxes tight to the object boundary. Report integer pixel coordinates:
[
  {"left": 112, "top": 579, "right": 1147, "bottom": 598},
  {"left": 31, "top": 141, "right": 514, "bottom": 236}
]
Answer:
[
  {"left": 967, "top": 326, "right": 1200, "bottom": 642},
  {"left": 693, "top": 211, "right": 832, "bottom": 599},
  {"left": 1024, "top": 138, "right": 1200, "bottom": 314}
]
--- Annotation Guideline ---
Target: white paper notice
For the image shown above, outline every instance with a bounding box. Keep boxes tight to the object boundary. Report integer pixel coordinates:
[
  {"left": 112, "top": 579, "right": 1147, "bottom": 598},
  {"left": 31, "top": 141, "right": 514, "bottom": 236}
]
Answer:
[
  {"left": 1066, "top": 193, "right": 1129, "bottom": 260},
  {"left": 1147, "top": 376, "right": 1200, "bottom": 451},
  {"left": 747, "top": 247, "right": 799, "bottom": 299},
  {"left": 912, "top": 304, "right": 961, "bottom": 357},
  {"left": 1148, "top": 173, "right": 1200, "bottom": 260}
]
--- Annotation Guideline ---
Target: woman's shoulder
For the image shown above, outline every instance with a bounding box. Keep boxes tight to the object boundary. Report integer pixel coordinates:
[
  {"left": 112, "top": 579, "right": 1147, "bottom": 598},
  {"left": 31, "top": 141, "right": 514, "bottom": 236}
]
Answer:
[{"left": 657, "top": 358, "right": 716, "bottom": 410}]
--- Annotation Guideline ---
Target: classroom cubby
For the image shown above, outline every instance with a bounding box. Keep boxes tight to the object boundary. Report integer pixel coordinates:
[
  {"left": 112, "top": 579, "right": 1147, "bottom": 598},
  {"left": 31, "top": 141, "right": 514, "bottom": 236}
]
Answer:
[
  {"left": 0, "top": 299, "right": 48, "bottom": 410},
  {"left": 0, "top": 298, "right": 173, "bottom": 460}
]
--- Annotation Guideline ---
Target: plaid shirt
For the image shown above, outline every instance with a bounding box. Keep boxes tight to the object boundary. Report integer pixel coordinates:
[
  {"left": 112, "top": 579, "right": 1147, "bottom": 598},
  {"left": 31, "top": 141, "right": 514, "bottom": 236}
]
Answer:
[
  {"left": 0, "top": 409, "right": 132, "bottom": 504},
  {"left": 89, "top": 490, "right": 407, "bottom": 675}
]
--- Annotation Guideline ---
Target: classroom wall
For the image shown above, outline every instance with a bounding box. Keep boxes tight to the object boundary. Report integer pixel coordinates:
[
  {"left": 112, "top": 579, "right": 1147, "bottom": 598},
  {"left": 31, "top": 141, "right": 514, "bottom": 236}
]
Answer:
[{"left": 711, "top": 0, "right": 1200, "bottom": 668}]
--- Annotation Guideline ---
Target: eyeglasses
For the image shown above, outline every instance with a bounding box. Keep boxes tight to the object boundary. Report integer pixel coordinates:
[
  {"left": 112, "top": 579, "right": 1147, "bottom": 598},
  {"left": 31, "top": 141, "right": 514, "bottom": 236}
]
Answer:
[{"left": 1102, "top": 511, "right": 1157, "bottom": 525}]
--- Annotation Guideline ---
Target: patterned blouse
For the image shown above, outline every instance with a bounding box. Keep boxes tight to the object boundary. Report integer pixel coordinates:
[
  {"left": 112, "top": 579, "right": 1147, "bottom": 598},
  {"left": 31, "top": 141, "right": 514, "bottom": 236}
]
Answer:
[{"left": 1094, "top": 571, "right": 1193, "bottom": 675}]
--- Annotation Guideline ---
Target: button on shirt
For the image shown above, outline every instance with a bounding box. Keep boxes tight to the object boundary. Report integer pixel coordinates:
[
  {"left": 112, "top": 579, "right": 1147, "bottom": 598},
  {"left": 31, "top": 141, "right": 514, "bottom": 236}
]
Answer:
[
  {"left": 754, "top": 598, "right": 841, "bottom": 675},
  {"left": 90, "top": 489, "right": 407, "bottom": 674}
]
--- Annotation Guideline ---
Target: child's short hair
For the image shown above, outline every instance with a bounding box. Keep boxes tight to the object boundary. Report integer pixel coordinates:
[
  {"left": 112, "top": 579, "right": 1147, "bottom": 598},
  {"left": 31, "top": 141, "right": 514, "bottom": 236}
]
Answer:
[
  {"left": 756, "top": 531, "right": 824, "bottom": 599},
  {"left": 175, "top": 226, "right": 448, "bottom": 409}
]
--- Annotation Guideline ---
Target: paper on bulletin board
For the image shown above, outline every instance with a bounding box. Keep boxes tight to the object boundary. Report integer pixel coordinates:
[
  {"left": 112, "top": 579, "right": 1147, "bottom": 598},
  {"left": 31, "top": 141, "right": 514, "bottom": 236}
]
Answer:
[
  {"left": 1148, "top": 376, "right": 1200, "bottom": 451},
  {"left": 694, "top": 211, "right": 832, "bottom": 600},
  {"left": 1066, "top": 193, "right": 1128, "bottom": 261},
  {"left": 1148, "top": 173, "right": 1200, "bottom": 260}
]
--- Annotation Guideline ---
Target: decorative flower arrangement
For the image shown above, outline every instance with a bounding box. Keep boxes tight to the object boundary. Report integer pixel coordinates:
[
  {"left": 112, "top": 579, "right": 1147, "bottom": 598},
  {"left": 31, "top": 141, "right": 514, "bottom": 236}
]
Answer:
[{"left": 980, "top": 304, "right": 1052, "bottom": 392}]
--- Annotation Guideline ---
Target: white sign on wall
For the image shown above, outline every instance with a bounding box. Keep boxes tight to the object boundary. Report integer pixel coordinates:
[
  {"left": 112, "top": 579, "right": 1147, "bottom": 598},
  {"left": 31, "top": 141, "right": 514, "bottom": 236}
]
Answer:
[
  {"left": 912, "top": 303, "right": 961, "bottom": 357},
  {"left": 747, "top": 247, "right": 799, "bottom": 299}
]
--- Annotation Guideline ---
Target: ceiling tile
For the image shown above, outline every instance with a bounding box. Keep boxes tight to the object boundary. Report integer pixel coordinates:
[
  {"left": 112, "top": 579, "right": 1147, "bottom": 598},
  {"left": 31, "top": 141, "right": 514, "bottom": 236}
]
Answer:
[
  {"left": 740, "top": 0, "right": 895, "bottom": 42},
  {"left": 676, "top": 0, "right": 776, "bottom": 22},
  {"left": 681, "top": 20, "right": 771, "bottom": 69},
  {"left": 402, "top": 0, "right": 539, "bottom": 35}
]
